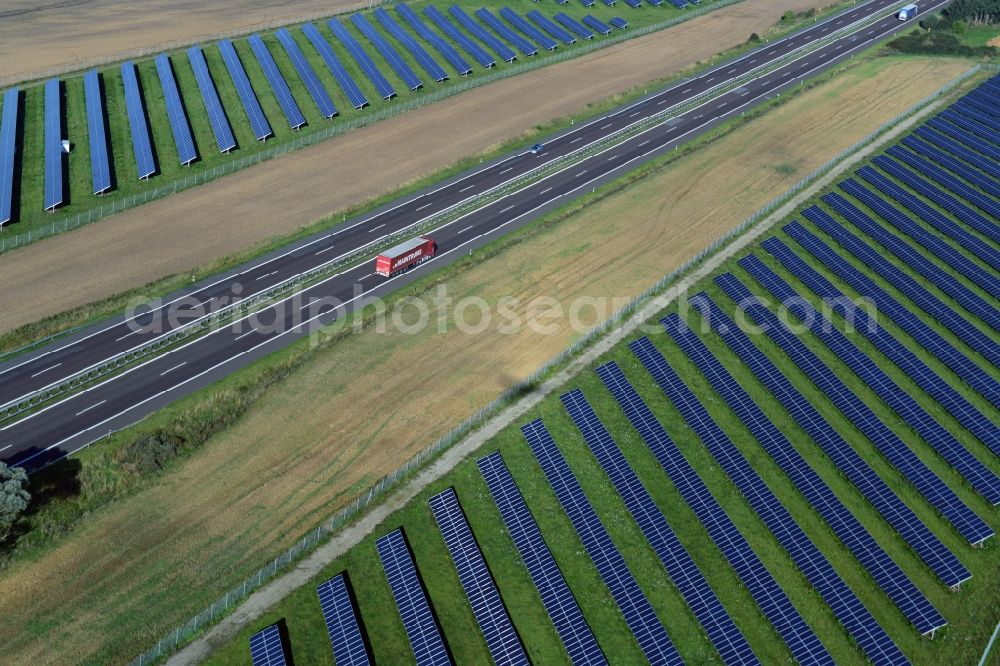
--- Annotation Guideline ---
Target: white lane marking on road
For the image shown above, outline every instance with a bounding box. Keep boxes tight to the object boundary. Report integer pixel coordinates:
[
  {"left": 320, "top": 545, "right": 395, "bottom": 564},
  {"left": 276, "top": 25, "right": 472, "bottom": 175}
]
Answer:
[
  {"left": 234, "top": 331, "right": 254, "bottom": 341},
  {"left": 576, "top": 170, "right": 587, "bottom": 177},
  {"left": 459, "top": 184, "right": 476, "bottom": 192},
  {"left": 718, "top": 101, "right": 727, "bottom": 108},
  {"left": 570, "top": 137, "right": 582, "bottom": 143},
  {"left": 416, "top": 202, "right": 432, "bottom": 211},
  {"left": 748, "top": 59, "right": 756, "bottom": 64},
  {"left": 76, "top": 400, "right": 106, "bottom": 417},
  {"left": 0, "top": 444, "right": 9, "bottom": 453},
  {"left": 499, "top": 204, "right": 516, "bottom": 214},
  {"left": 458, "top": 225, "right": 473, "bottom": 234},
  {"left": 160, "top": 362, "right": 187, "bottom": 376},
  {"left": 115, "top": 331, "right": 137, "bottom": 342},
  {"left": 315, "top": 244, "right": 337, "bottom": 255},
  {"left": 255, "top": 271, "right": 278, "bottom": 280},
  {"left": 682, "top": 88, "right": 692, "bottom": 93},
  {"left": 629, "top": 112, "right": 640, "bottom": 118},
  {"left": 600, "top": 123, "right": 612, "bottom": 129},
  {"left": 658, "top": 99, "right": 667, "bottom": 105},
  {"left": 369, "top": 224, "right": 386, "bottom": 233},
  {"left": 30, "top": 363, "right": 63, "bottom": 378},
  {"left": 499, "top": 167, "right": 513, "bottom": 174},
  {"left": 638, "top": 140, "right": 650, "bottom": 147},
  {"left": 607, "top": 154, "right": 619, "bottom": 161}
]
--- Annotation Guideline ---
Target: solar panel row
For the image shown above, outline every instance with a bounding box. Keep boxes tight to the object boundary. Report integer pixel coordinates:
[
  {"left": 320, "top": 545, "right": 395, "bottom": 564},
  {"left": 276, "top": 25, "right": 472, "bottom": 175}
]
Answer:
[
  {"left": 688, "top": 292, "right": 971, "bottom": 589},
  {"left": 154, "top": 54, "right": 198, "bottom": 165},
  {"left": 375, "top": 8, "right": 449, "bottom": 81},
  {"left": 761, "top": 237, "right": 1000, "bottom": 459},
  {"left": 0, "top": 88, "right": 18, "bottom": 225},
  {"left": 327, "top": 18, "right": 397, "bottom": 100},
  {"left": 301, "top": 23, "right": 369, "bottom": 110},
  {"left": 316, "top": 574, "right": 372, "bottom": 666},
  {"left": 782, "top": 221, "right": 1000, "bottom": 407},
  {"left": 629, "top": 336, "right": 908, "bottom": 665},
  {"left": 422, "top": 6, "right": 496, "bottom": 68},
  {"left": 714, "top": 272, "right": 994, "bottom": 547},
  {"left": 247, "top": 34, "right": 307, "bottom": 129},
  {"left": 275, "top": 28, "right": 337, "bottom": 118},
  {"left": 521, "top": 419, "right": 686, "bottom": 666},
  {"left": 895, "top": 139, "right": 1000, "bottom": 205},
  {"left": 526, "top": 9, "right": 578, "bottom": 44},
  {"left": 663, "top": 311, "right": 947, "bottom": 635},
  {"left": 500, "top": 7, "right": 559, "bottom": 51},
  {"left": 597, "top": 361, "right": 834, "bottom": 664},
  {"left": 43, "top": 78, "right": 64, "bottom": 211},
  {"left": 249, "top": 624, "right": 288, "bottom": 666},
  {"left": 83, "top": 71, "right": 112, "bottom": 195},
  {"left": 476, "top": 451, "right": 607, "bottom": 666},
  {"left": 911, "top": 126, "right": 1000, "bottom": 184},
  {"left": 582, "top": 15, "right": 614, "bottom": 35},
  {"left": 609, "top": 16, "right": 629, "bottom": 29},
  {"left": 927, "top": 117, "right": 1000, "bottom": 164},
  {"left": 475, "top": 7, "right": 539, "bottom": 56},
  {"left": 375, "top": 529, "right": 452, "bottom": 666},
  {"left": 217, "top": 39, "right": 273, "bottom": 140},
  {"left": 886, "top": 145, "right": 1000, "bottom": 222},
  {"left": 120, "top": 61, "right": 156, "bottom": 179},
  {"left": 448, "top": 6, "right": 518, "bottom": 62},
  {"left": 555, "top": 13, "right": 596, "bottom": 39},
  {"left": 351, "top": 12, "right": 423, "bottom": 90},
  {"left": 429, "top": 488, "right": 529, "bottom": 666},
  {"left": 397, "top": 4, "right": 473, "bottom": 75},
  {"left": 802, "top": 205, "right": 1000, "bottom": 368},
  {"left": 187, "top": 46, "right": 237, "bottom": 153},
  {"left": 944, "top": 106, "right": 1000, "bottom": 146}
]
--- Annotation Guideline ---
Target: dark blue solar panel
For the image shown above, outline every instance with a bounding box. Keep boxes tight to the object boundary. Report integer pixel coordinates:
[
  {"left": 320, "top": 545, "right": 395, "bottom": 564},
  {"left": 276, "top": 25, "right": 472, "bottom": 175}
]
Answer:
[
  {"left": 555, "top": 13, "right": 596, "bottom": 40},
  {"left": 629, "top": 336, "right": 907, "bottom": 665},
  {"left": 579, "top": 0, "right": 595, "bottom": 7},
  {"left": 856, "top": 165, "right": 999, "bottom": 268},
  {"left": 83, "top": 71, "right": 111, "bottom": 195},
  {"left": 351, "top": 12, "right": 423, "bottom": 91},
  {"left": 596, "top": 364, "right": 834, "bottom": 665},
  {"left": 714, "top": 272, "right": 994, "bottom": 547},
  {"left": 804, "top": 204, "right": 1000, "bottom": 365},
  {"left": 316, "top": 574, "right": 371, "bottom": 666},
  {"left": 609, "top": 16, "right": 629, "bottom": 29},
  {"left": 0, "top": 87, "right": 19, "bottom": 225},
  {"left": 955, "top": 97, "right": 1000, "bottom": 125},
  {"left": 249, "top": 624, "right": 288, "bottom": 666},
  {"left": 663, "top": 311, "right": 947, "bottom": 635},
  {"left": 740, "top": 253, "right": 1000, "bottom": 505},
  {"left": 783, "top": 221, "right": 1000, "bottom": 406},
  {"left": 375, "top": 7, "right": 449, "bottom": 82},
  {"left": 688, "top": 292, "right": 971, "bottom": 588},
  {"left": 375, "top": 529, "right": 452, "bottom": 666},
  {"left": 911, "top": 126, "right": 1000, "bottom": 182},
  {"left": 521, "top": 419, "right": 686, "bottom": 666},
  {"left": 218, "top": 39, "right": 273, "bottom": 141},
  {"left": 301, "top": 23, "right": 368, "bottom": 109},
  {"left": 448, "top": 6, "right": 518, "bottom": 62},
  {"left": 893, "top": 140, "right": 1000, "bottom": 205},
  {"left": 582, "top": 15, "right": 613, "bottom": 35},
  {"left": 187, "top": 46, "right": 237, "bottom": 153},
  {"left": 247, "top": 34, "right": 307, "bottom": 129},
  {"left": 429, "top": 488, "right": 529, "bottom": 666},
  {"left": 397, "top": 4, "right": 473, "bottom": 75},
  {"left": 886, "top": 144, "right": 1000, "bottom": 220},
  {"left": 476, "top": 451, "right": 607, "bottom": 666},
  {"left": 762, "top": 236, "right": 1000, "bottom": 459},
  {"left": 944, "top": 106, "right": 1000, "bottom": 144},
  {"left": 275, "top": 28, "right": 337, "bottom": 118},
  {"left": 120, "top": 61, "right": 156, "bottom": 179},
  {"left": 872, "top": 155, "right": 999, "bottom": 244},
  {"left": 836, "top": 181, "right": 1000, "bottom": 301},
  {"left": 526, "top": 10, "right": 577, "bottom": 44},
  {"left": 43, "top": 78, "right": 63, "bottom": 211},
  {"left": 423, "top": 6, "right": 496, "bottom": 68},
  {"left": 475, "top": 7, "right": 539, "bottom": 56},
  {"left": 622, "top": 0, "right": 642, "bottom": 7},
  {"left": 154, "top": 54, "right": 197, "bottom": 165},
  {"left": 327, "top": 19, "right": 396, "bottom": 100},
  {"left": 928, "top": 116, "right": 1000, "bottom": 163},
  {"left": 962, "top": 92, "right": 1000, "bottom": 120},
  {"left": 500, "top": 8, "right": 559, "bottom": 50}
]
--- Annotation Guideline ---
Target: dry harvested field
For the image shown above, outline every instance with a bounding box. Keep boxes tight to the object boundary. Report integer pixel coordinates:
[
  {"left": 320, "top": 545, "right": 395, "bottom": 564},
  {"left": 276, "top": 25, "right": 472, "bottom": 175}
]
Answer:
[
  {"left": 0, "top": 0, "right": 367, "bottom": 82},
  {"left": 0, "top": 55, "right": 973, "bottom": 666},
  {"left": 0, "top": 0, "right": 829, "bottom": 333}
]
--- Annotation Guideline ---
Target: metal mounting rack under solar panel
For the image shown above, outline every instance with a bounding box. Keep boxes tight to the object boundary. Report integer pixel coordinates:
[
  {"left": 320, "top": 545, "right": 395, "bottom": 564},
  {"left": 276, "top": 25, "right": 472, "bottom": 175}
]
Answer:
[
  {"left": 582, "top": 15, "right": 613, "bottom": 35},
  {"left": 803, "top": 205, "right": 1000, "bottom": 369},
  {"left": 872, "top": 154, "right": 999, "bottom": 243},
  {"left": 886, "top": 145, "right": 1000, "bottom": 221},
  {"left": 476, "top": 451, "right": 607, "bottom": 665},
  {"left": 301, "top": 23, "right": 368, "bottom": 109},
  {"left": 629, "top": 336, "right": 909, "bottom": 665},
  {"left": 475, "top": 7, "right": 539, "bottom": 56},
  {"left": 927, "top": 117, "right": 1000, "bottom": 163},
  {"left": 713, "top": 272, "right": 994, "bottom": 547},
  {"left": 783, "top": 221, "right": 999, "bottom": 407},
  {"left": 120, "top": 61, "right": 156, "bottom": 179},
  {"left": 521, "top": 419, "right": 687, "bottom": 666},
  {"left": 856, "top": 165, "right": 1000, "bottom": 269},
  {"left": 912, "top": 126, "right": 1000, "bottom": 181},
  {"left": 762, "top": 235, "right": 1000, "bottom": 459},
  {"left": 83, "top": 71, "right": 112, "bottom": 194},
  {"left": 316, "top": 574, "right": 371, "bottom": 666},
  {"left": 421, "top": 6, "right": 495, "bottom": 68},
  {"left": 327, "top": 18, "right": 397, "bottom": 99},
  {"left": 43, "top": 78, "right": 64, "bottom": 211},
  {"left": 602, "top": 0, "right": 618, "bottom": 6},
  {"left": 154, "top": 54, "right": 197, "bottom": 165},
  {"left": 249, "top": 624, "right": 288, "bottom": 666},
  {"left": 397, "top": 4, "right": 473, "bottom": 75},
  {"left": 218, "top": 39, "right": 273, "bottom": 140},
  {"left": 375, "top": 529, "right": 451, "bottom": 666},
  {"left": 690, "top": 291, "right": 971, "bottom": 589},
  {"left": 351, "top": 13, "right": 423, "bottom": 90},
  {"left": 187, "top": 46, "right": 237, "bottom": 153},
  {"left": 375, "top": 8, "right": 449, "bottom": 82},
  {"left": 0, "top": 88, "right": 19, "bottom": 225},
  {"left": 555, "top": 13, "right": 596, "bottom": 39},
  {"left": 666, "top": 310, "right": 948, "bottom": 635},
  {"left": 447, "top": 6, "right": 518, "bottom": 62},
  {"left": 275, "top": 28, "right": 337, "bottom": 118},
  {"left": 247, "top": 34, "right": 307, "bottom": 129},
  {"left": 898, "top": 136, "right": 999, "bottom": 199},
  {"left": 741, "top": 253, "right": 1000, "bottom": 505},
  {"left": 838, "top": 179, "right": 1000, "bottom": 300},
  {"left": 526, "top": 10, "right": 577, "bottom": 44},
  {"left": 429, "top": 488, "right": 529, "bottom": 666},
  {"left": 500, "top": 8, "right": 559, "bottom": 51},
  {"left": 594, "top": 362, "right": 833, "bottom": 664}
]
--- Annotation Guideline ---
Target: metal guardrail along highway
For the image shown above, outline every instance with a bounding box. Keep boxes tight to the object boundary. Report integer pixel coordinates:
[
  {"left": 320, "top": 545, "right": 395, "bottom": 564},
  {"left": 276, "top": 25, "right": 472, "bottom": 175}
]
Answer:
[{"left": 0, "top": 0, "right": 916, "bottom": 422}]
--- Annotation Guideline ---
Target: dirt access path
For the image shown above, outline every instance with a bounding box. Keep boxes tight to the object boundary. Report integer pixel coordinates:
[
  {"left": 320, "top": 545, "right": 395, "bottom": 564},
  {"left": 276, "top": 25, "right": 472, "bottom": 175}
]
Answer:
[
  {"left": 0, "top": 55, "right": 972, "bottom": 666},
  {"left": 0, "top": 0, "right": 827, "bottom": 332}
]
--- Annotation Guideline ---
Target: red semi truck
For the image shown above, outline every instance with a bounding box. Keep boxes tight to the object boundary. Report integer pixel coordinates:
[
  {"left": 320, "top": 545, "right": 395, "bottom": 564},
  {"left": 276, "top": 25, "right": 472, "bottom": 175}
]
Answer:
[{"left": 374, "top": 236, "right": 437, "bottom": 277}]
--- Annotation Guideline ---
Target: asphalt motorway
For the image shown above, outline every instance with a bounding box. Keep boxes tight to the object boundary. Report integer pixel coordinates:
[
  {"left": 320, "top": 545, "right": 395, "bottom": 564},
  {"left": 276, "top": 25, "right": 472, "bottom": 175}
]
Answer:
[{"left": 1, "top": 0, "right": 945, "bottom": 471}]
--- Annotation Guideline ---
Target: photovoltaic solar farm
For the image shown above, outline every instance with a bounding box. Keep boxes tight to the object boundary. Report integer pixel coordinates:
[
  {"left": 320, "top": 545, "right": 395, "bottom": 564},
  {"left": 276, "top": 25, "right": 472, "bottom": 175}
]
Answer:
[
  {"left": 203, "top": 73, "right": 999, "bottom": 666},
  {"left": 0, "top": 0, "right": 673, "bottom": 235}
]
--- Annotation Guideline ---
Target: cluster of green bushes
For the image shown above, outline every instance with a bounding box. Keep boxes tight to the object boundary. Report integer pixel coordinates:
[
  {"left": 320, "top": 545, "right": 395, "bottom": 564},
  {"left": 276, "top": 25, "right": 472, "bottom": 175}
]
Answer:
[
  {"left": 944, "top": 0, "right": 999, "bottom": 24},
  {"left": 889, "top": 10, "right": 999, "bottom": 56}
]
